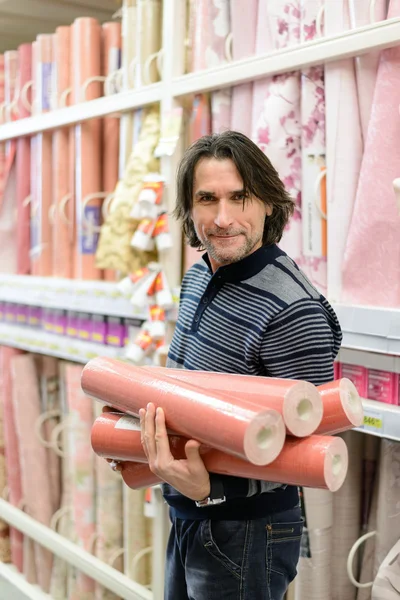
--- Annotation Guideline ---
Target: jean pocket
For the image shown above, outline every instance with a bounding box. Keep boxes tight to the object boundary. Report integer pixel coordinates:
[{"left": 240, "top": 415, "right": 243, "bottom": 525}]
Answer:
[
  {"left": 266, "top": 517, "right": 303, "bottom": 585},
  {"left": 201, "top": 519, "right": 249, "bottom": 579}
]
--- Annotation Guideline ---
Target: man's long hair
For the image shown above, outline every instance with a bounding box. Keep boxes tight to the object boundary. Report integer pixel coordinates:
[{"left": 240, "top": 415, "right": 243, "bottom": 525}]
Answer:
[{"left": 174, "top": 130, "right": 295, "bottom": 249}]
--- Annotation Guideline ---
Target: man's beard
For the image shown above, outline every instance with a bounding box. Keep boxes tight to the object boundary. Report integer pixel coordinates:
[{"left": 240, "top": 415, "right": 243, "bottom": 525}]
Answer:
[{"left": 200, "top": 230, "right": 262, "bottom": 266}]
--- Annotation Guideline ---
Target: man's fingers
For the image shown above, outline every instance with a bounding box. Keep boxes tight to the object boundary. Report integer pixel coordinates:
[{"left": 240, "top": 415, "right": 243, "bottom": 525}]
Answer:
[
  {"left": 144, "top": 403, "right": 157, "bottom": 463},
  {"left": 154, "top": 407, "right": 173, "bottom": 462},
  {"left": 184, "top": 440, "right": 203, "bottom": 466}
]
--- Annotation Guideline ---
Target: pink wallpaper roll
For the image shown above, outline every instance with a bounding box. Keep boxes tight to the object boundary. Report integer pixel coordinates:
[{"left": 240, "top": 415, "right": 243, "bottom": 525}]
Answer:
[
  {"left": 298, "top": 0, "right": 327, "bottom": 295},
  {"left": 11, "top": 354, "right": 53, "bottom": 592},
  {"left": 0, "top": 347, "right": 22, "bottom": 570},
  {"left": 30, "top": 35, "right": 53, "bottom": 277},
  {"left": 93, "top": 413, "right": 348, "bottom": 491},
  {"left": 101, "top": 22, "right": 121, "bottom": 283},
  {"left": 16, "top": 43, "right": 32, "bottom": 276},
  {"left": 52, "top": 27, "right": 73, "bottom": 279},
  {"left": 4, "top": 51, "right": 18, "bottom": 159},
  {"left": 82, "top": 358, "right": 286, "bottom": 466},
  {"left": 65, "top": 364, "right": 95, "bottom": 598},
  {"left": 207, "top": 0, "right": 231, "bottom": 134},
  {"left": 72, "top": 17, "right": 102, "bottom": 280},
  {"left": 252, "top": 1, "right": 302, "bottom": 264},
  {"left": 349, "top": 0, "right": 388, "bottom": 144},
  {"left": 341, "top": 0, "right": 400, "bottom": 308},
  {"left": 324, "top": 0, "right": 363, "bottom": 303},
  {"left": 0, "top": 55, "right": 5, "bottom": 204},
  {"left": 229, "top": 0, "right": 257, "bottom": 136},
  {"left": 143, "top": 366, "right": 324, "bottom": 437}
]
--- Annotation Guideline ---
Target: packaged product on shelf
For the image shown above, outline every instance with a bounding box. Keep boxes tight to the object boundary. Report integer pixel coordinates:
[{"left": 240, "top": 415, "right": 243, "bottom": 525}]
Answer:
[
  {"left": 77, "top": 312, "right": 92, "bottom": 341},
  {"left": 28, "top": 305, "right": 42, "bottom": 328},
  {"left": 16, "top": 304, "right": 28, "bottom": 325},
  {"left": 0, "top": 301, "right": 4, "bottom": 321},
  {"left": 152, "top": 212, "right": 173, "bottom": 252},
  {"left": 66, "top": 310, "right": 78, "bottom": 338},
  {"left": 106, "top": 316, "right": 125, "bottom": 347},
  {"left": 91, "top": 314, "right": 107, "bottom": 344},
  {"left": 367, "top": 369, "right": 399, "bottom": 405},
  {"left": 5, "top": 302, "right": 15, "bottom": 323},
  {"left": 339, "top": 363, "right": 368, "bottom": 397},
  {"left": 53, "top": 309, "right": 67, "bottom": 335},
  {"left": 123, "top": 317, "right": 143, "bottom": 347}
]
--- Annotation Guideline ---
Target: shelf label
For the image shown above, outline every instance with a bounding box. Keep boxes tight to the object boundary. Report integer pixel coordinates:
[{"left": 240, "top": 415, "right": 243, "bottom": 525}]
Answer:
[{"left": 363, "top": 409, "right": 383, "bottom": 433}]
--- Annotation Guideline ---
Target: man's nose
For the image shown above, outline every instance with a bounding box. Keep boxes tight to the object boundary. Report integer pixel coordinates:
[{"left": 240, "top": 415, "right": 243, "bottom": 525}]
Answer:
[{"left": 214, "top": 200, "right": 234, "bottom": 229}]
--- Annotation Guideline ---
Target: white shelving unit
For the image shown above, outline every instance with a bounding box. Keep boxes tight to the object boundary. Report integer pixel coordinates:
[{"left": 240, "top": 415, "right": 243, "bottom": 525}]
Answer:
[{"left": 0, "top": 2, "right": 399, "bottom": 599}]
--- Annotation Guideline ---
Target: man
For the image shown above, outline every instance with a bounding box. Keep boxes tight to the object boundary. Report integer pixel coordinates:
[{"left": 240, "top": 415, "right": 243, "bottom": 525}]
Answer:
[{"left": 140, "top": 131, "right": 342, "bottom": 599}]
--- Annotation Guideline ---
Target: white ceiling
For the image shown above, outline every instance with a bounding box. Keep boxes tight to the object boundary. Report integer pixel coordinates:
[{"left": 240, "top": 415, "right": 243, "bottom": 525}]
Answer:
[{"left": 0, "top": 0, "right": 121, "bottom": 53}]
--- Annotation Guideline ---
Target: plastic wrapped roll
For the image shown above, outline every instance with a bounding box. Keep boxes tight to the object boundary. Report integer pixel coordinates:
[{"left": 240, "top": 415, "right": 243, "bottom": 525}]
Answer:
[
  {"left": 101, "top": 22, "right": 121, "bottom": 283},
  {"left": 316, "top": 378, "right": 363, "bottom": 434},
  {"left": 16, "top": 43, "right": 32, "bottom": 275},
  {"left": 30, "top": 35, "right": 53, "bottom": 276},
  {"left": 144, "top": 366, "right": 323, "bottom": 437},
  {"left": 52, "top": 27, "right": 73, "bottom": 278},
  {"left": 93, "top": 413, "right": 349, "bottom": 492},
  {"left": 72, "top": 17, "right": 102, "bottom": 280},
  {"left": 82, "top": 357, "right": 286, "bottom": 466}
]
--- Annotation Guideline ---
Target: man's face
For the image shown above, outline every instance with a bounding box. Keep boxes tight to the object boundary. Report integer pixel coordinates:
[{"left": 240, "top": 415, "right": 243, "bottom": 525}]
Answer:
[{"left": 191, "top": 157, "right": 272, "bottom": 271}]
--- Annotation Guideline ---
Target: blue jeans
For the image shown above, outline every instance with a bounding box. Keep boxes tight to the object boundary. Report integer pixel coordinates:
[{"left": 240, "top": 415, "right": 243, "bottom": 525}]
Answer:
[{"left": 164, "top": 506, "right": 303, "bottom": 599}]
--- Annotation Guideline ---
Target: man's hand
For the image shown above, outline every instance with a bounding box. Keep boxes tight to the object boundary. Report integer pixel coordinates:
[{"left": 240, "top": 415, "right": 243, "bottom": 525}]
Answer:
[{"left": 140, "top": 402, "right": 210, "bottom": 502}]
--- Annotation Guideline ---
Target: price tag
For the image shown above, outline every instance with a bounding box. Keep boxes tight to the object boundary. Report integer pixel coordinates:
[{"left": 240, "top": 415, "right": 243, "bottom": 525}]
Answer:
[{"left": 362, "top": 409, "right": 383, "bottom": 433}]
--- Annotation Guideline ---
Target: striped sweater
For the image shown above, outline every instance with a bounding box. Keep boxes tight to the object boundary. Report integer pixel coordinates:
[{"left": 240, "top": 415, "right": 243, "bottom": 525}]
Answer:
[{"left": 164, "top": 243, "right": 342, "bottom": 520}]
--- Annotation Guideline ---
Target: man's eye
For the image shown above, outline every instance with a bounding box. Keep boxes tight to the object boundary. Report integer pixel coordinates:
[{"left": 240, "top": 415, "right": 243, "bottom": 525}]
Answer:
[
  {"left": 200, "top": 195, "right": 213, "bottom": 202},
  {"left": 234, "top": 194, "right": 247, "bottom": 201}
]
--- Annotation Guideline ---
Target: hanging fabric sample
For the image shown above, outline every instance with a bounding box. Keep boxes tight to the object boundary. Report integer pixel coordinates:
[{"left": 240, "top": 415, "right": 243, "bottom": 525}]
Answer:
[
  {"left": 341, "top": 0, "right": 400, "bottom": 308},
  {"left": 324, "top": 0, "right": 363, "bottom": 303},
  {"left": 299, "top": 0, "right": 327, "bottom": 295},
  {"left": 252, "top": 0, "right": 302, "bottom": 264}
]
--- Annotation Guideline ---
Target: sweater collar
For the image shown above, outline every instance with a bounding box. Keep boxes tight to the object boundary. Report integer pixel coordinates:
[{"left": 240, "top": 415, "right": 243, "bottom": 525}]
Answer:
[{"left": 201, "top": 244, "right": 285, "bottom": 284}]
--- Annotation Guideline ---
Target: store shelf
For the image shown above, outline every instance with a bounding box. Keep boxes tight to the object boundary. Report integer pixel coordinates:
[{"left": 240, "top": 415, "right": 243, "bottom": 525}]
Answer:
[
  {"left": 0, "top": 500, "right": 153, "bottom": 600},
  {"left": 333, "top": 303, "right": 400, "bottom": 356},
  {"left": 0, "top": 274, "right": 149, "bottom": 319},
  {"left": 0, "top": 563, "right": 51, "bottom": 600},
  {"left": 0, "top": 83, "right": 162, "bottom": 142},
  {"left": 1, "top": 17, "right": 400, "bottom": 141},
  {"left": 173, "top": 17, "right": 400, "bottom": 97},
  {"left": 0, "top": 323, "right": 124, "bottom": 363},
  {"left": 357, "top": 399, "right": 400, "bottom": 442}
]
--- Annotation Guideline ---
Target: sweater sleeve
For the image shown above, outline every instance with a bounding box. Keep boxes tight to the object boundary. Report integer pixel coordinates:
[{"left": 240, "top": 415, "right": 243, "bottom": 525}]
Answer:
[{"left": 259, "top": 297, "right": 341, "bottom": 386}]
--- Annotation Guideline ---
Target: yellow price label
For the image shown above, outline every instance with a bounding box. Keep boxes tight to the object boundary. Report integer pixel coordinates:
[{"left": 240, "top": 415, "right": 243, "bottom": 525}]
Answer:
[{"left": 363, "top": 414, "right": 383, "bottom": 430}]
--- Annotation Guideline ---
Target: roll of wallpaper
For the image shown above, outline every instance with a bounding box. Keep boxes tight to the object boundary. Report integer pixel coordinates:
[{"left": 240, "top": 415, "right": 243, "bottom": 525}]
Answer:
[
  {"left": 316, "top": 378, "right": 364, "bottom": 434},
  {"left": 52, "top": 26, "right": 73, "bottom": 279},
  {"left": 72, "top": 17, "right": 102, "bottom": 280},
  {"left": 342, "top": 0, "right": 400, "bottom": 307},
  {"left": 332, "top": 430, "right": 363, "bottom": 600},
  {"left": 50, "top": 361, "right": 73, "bottom": 600},
  {"left": 123, "top": 488, "right": 150, "bottom": 586},
  {"left": 0, "top": 347, "right": 23, "bottom": 572},
  {"left": 16, "top": 43, "right": 32, "bottom": 276},
  {"left": 146, "top": 367, "right": 362, "bottom": 437},
  {"left": 252, "top": 0, "right": 302, "bottom": 263},
  {"left": 348, "top": 0, "right": 387, "bottom": 144},
  {"left": 143, "top": 366, "right": 324, "bottom": 437},
  {"left": 4, "top": 51, "right": 18, "bottom": 158},
  {"left": 136, "top": 0, "right": 161, "bottom": 86},
  {"left": 93, "top": 413, "right": 348, "bottom": 491},
  {"left": 82, "top": 358, "right": 286, "bottom": 465},
  {"left": 37, "top": 355, "right": 61, "bottom": 514},
  {"left": 208, "top": 0, "right": 231, "bottom": 133},
  {"left": 324, "top": 0, "right": 363, "bottom": 303},
  {"left": 299, "top": 0, "right": 327, "bottom": 295},
  {"left": 65, "top": 363, "right": 96, "bottom": 599},
  {"left": 229, "top": 0, "right": 257, "bottom": 136},
  {"left": 0, "top": 350, "right": 11, "bottom": 563},
  {"left": 188, "top": 94, "right": 211, "bottom": 145},
  {"left": 0, "top": 54, "right": 5, "bottom": 203},
  {"left": 101, "top": 22, "right": 121, "bottom": 283},
  {"left": 30, "top": 35, "right": 53, "bottom": 277},
  {"left": 296, "top": 488, "right": 333, "bottom": 600},
  {"left": 374, "top": 439, "right": 400, "bottom": 578},
  {"left": 11, "top": 354, "right": 53, "bottom": 592},
  {"left": 93, "top": 403, "right": 123, "bottom": 600},
  {"left": 119, "top": 0, "right": 136, "bottom": 176}
]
